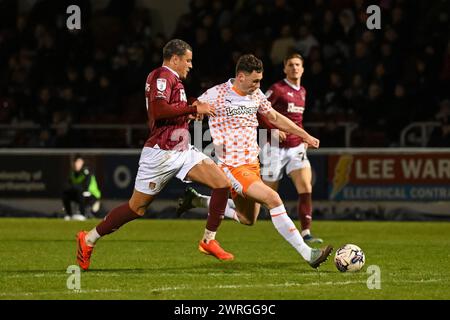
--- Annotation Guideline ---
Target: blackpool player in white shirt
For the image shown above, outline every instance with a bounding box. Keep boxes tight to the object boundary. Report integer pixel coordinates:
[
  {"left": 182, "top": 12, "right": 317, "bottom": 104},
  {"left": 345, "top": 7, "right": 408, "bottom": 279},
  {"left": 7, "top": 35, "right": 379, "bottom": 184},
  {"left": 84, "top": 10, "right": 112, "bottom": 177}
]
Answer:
[{"left": 178, "top": 54, "right": 332, "bottom": 268}]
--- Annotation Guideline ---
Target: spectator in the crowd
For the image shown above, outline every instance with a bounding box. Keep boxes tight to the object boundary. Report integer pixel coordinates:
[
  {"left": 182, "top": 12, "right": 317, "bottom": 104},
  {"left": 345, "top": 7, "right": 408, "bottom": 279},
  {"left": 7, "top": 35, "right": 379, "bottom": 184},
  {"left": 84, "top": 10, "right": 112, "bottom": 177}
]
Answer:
[
  {"left": 94, "top": 74, "right": 118, "bottom": 117},
  {"left": 349, "top": 41, "right": 373, "bottom": 82},
  {"left": 320, "top": 115, "right": 346, "bottom": 147},
  {"left": 269, "top": 0, "right": 295, "bottom": 34},
  {"left": 363, "top": 82, "right": 387, "bottom": 130},
  {"left": 270, "top": 24, "right": 296, "bottom": 66},
  {"left": 440, "top": 41, "right": 450, "bottom": 81},
  {"left": 35, "top": 87, "right": 56, "bottom": 126},
  {"left": 27, "top": 128, "right": 56, "bottom": 147},
  {"left": 428, "top": 100, "right": 450, "bottom": 147},
  {"left": 345, "top": 73, "right": 366, "bottom": 119},
  {"left": 295, "top": 26, "right": 319, "bottom": 58},
  {"left": 303, "top": 60, "right": 327, "bottom": 119},
  {"left": 337, "top": 9, "right": 355, "bottom": 45},
  {"left": 323, "top": 71, "right": 346, "bottom": 117},
  {"left": 58, "top": 86, "right": 79, "bottom": 121},
  {"left": 214, "top": 27, "right": 236, "bottom": 77},
  {"left": 319, "top": 10, "right": 339, "bottom": 60},
  {"left": 385, "top": 83, "right": 412, "bottom": 145},
  {"left": 79, "top": 65, "right": 98, "bottom": 111}
]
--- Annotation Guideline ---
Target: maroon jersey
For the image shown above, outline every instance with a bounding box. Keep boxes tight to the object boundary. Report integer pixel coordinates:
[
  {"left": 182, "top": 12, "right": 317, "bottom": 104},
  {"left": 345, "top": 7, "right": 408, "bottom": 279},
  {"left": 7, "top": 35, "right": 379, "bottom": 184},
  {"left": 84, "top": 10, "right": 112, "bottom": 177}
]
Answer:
[
  {"left": 266, "top": 79, "right": 307, "bottom": 148},
  {"left": 144, "top": 66, "right": 191, "bottom": 150}
]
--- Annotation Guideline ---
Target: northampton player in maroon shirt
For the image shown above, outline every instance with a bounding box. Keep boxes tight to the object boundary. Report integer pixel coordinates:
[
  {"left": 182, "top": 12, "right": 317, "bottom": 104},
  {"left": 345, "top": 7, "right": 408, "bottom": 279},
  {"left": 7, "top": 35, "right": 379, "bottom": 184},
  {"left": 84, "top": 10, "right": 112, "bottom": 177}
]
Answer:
[
  {"left": 259, "top": 53, "right": 323, "bottom": 243},
  {"left": 76, "top": 39, "right": 234, "bottom": 271}
]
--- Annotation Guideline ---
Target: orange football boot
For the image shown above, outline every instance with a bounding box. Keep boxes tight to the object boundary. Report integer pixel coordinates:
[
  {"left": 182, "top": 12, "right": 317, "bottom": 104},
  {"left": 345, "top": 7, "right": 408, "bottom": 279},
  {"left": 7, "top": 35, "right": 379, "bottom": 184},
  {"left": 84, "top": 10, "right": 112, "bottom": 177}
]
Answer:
[
  {"left": 76, "top": 231, "right": 94, "bottom": 271},
  {"left": 198, "top": 239, "right": 234, "bottom": 261}
]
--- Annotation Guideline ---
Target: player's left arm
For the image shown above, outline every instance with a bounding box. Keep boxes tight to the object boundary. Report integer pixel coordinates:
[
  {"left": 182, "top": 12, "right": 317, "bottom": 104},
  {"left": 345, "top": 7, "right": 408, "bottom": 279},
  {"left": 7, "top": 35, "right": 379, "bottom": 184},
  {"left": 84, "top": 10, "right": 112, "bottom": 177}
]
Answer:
[
  {"left": 263, "top": 109, "right": 319, "bottom": 148},
  {"left": 257, "top": 89, "right": 318, "bottom": 148}
]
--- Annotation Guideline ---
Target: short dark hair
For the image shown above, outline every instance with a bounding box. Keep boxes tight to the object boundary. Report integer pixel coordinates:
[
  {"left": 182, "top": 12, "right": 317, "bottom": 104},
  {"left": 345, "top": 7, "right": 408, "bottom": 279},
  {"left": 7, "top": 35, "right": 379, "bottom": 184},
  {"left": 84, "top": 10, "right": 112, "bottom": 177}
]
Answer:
[
  {"left": 283, "top": 53, "right": 304, "bottom": 66},
  {"left": 162, "top": 39, "right": 192, "bottom": 60},
  {"left": 235, "top": 54, "right": 263, "bottom": 75}
]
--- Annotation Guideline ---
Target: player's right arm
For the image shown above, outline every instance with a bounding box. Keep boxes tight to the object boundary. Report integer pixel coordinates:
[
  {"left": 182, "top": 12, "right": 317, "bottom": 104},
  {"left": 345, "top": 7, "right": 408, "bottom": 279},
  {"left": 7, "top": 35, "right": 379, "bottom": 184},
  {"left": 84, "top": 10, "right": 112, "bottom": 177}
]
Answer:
[
  {"left": 192, "top": 100, "right": 216, "bottom": 117},
  {"left": 151, "top": 99, "right": 215, "bottom": 119}
]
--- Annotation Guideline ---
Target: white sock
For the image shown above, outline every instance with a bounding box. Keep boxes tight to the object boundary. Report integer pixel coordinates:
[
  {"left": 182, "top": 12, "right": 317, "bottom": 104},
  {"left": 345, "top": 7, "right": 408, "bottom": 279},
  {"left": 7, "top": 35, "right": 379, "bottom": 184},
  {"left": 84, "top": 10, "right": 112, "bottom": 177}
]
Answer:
[
  {"left": 223, "top": 199, "right": 241, "bottom": 223},
  {"left": 192, "top": 194, "right": 209, "bottom": 208},
  {"left": 194, "top": 195, "right": 241, "bottom": 223},
  {"left": 86, "top": 228, "right": 101, "bottom": 247},
  {"left": 202, "top": 229, "right": 216, "bottom": 243},
  {"left": 269, "top": 205, "right": 312, "bottom": 261},
  {"left": 301, "top": 229, "right": 311, "bottom": 238},
  {"left": 225, "top": 206, "right": 241, "bottom": 223}
]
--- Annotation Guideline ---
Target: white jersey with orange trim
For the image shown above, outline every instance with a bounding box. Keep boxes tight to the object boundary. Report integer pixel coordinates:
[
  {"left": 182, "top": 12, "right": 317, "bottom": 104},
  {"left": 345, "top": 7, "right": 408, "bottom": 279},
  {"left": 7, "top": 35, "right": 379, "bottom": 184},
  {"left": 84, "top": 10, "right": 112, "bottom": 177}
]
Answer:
[{"left": 198, "top": 79, "right": 273, "bottom": 167}]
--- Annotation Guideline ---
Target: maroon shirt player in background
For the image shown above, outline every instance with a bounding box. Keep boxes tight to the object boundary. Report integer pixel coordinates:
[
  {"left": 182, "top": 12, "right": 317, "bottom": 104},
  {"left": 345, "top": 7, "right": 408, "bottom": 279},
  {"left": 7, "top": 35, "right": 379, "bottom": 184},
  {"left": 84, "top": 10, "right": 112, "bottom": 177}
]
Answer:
[
  {"left": 75, "top": 39, "right": 235, "bottom": 271},
  {"left": 258, "top": 53, "right": 324, "bottom": 244}
]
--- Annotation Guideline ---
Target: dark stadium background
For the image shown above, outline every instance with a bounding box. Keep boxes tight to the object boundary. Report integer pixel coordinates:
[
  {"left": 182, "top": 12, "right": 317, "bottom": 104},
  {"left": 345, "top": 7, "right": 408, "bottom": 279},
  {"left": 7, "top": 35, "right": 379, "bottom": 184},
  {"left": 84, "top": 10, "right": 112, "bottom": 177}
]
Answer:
[{"left": 0, "top": 0, "right": 449, "bottom": 220}]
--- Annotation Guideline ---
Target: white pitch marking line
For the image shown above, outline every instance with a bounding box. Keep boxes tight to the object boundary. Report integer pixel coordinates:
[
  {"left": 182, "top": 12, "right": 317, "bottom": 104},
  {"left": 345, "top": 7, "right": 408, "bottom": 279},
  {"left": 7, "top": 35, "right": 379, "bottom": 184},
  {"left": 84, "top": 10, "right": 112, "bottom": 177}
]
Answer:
[{"left": 0, "top": 279, "right": 443, "bottom": 297}]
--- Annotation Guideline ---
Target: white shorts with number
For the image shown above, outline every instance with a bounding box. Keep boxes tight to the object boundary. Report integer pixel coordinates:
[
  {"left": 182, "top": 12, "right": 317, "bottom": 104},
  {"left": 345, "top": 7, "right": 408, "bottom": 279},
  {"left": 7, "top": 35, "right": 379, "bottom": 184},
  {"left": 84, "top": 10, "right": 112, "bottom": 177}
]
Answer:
[
  {"left": 134, "top": 145, "right": 209, "bottom": 195},
  {"left": 260, "top": 143, "right": 310, "bottom": 182}
]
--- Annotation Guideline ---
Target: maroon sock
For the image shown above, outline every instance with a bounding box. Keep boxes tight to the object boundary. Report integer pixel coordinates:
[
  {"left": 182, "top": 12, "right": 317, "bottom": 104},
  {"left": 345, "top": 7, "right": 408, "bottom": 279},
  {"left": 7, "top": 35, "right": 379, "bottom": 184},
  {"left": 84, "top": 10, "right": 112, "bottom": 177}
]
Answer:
[
  {"left": 298, "top": 193, "right": 312, "bottom": 231},
  {"left": 206, "top": 187, "right": 229, "bottom": 232},
  {"left": 96, "top": 202, "right": 141, "bottom": 236}
]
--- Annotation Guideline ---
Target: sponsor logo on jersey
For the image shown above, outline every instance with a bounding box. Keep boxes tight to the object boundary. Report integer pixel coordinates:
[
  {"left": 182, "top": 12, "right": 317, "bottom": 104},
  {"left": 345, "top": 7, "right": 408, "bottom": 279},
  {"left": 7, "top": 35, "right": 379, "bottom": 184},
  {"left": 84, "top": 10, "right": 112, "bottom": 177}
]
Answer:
[
  {"left": 287, "top": 92, "right": 294, "bottom": 97},
  {"left": 287, "top": 102, "right": 304, "bottom": 113},
  {"left": 156, "top": 78, "right": 167, "bottom": 91},
  {"left": 226, "top": 105, "right": 258, "bottom": 116},
  {"left": 156, "top": 91, "right": 166, "bottom": 99}
]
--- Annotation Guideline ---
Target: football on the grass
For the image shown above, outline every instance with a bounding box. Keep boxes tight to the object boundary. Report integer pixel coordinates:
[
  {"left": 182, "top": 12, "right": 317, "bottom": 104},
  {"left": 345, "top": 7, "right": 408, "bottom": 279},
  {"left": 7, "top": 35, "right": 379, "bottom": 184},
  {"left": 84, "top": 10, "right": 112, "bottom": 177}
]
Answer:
[{"left": 334, "top": 244, "right": 365, "bottom": 272}]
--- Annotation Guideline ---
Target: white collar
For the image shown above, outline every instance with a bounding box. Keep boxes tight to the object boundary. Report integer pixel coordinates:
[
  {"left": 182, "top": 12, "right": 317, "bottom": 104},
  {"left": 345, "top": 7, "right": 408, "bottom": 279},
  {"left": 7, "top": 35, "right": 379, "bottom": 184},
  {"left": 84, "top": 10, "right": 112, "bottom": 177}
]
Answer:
[
  {"left": 162, "top": 65, "right": 180, "bottom": 78},
  {"left": 283, "top": 78, "right": 301, "bottom": 91}
]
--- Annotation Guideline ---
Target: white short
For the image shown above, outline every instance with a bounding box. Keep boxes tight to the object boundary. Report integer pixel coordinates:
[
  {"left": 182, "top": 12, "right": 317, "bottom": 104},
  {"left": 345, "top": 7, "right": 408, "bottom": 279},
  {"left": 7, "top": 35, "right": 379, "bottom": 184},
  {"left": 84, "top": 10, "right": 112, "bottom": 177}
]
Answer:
[
  {"left": 260, "top": 143, "right": 311, "bottom": 182},
  {"left": 134, "top": 145, "right": 209, "bottom": 195}
]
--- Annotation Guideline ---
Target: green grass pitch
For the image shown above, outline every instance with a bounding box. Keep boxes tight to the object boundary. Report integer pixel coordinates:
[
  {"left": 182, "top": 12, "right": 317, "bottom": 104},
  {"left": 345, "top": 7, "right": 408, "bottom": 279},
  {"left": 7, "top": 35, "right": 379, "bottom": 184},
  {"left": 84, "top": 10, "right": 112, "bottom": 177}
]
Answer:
[{"left": 0, "top": 218, "right": 449, "bottom": 300}]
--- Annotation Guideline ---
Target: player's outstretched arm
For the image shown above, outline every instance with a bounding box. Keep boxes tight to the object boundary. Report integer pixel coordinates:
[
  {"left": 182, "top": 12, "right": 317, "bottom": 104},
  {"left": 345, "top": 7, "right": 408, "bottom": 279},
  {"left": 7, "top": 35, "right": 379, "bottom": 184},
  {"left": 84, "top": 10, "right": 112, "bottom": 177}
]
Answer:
[
  {"left": 151, "top": 99, "right": 198, "bottom": 120},
  {"left": 263, "top": 109, "right": 320, "bottom": 148},
  {"left": 192, "top": 101, "right": 216, "bottom": 117},
  {"left": 257, "top": 113, "right": 287, "bottom": 142}
]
